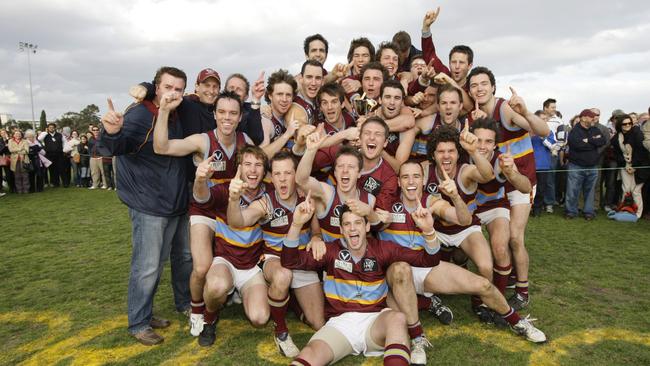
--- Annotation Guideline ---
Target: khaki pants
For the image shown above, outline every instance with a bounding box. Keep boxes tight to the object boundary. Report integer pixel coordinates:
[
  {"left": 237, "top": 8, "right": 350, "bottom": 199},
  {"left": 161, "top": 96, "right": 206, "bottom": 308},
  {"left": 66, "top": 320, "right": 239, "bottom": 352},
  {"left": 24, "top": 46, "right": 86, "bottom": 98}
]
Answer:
[
  {"left": 621, "top": 169, "right": 644, "bottom": 218},
  {"left": 90, "top": 157, "right": 105, "bottom": 188}
]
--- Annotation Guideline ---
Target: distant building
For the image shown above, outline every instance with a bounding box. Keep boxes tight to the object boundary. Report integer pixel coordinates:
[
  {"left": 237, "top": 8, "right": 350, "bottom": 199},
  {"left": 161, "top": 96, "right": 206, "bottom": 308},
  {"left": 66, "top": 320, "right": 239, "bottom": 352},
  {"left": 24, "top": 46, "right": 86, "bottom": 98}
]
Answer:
[{"left": 0, "top": 113, "right": 14, "bottom": 126}]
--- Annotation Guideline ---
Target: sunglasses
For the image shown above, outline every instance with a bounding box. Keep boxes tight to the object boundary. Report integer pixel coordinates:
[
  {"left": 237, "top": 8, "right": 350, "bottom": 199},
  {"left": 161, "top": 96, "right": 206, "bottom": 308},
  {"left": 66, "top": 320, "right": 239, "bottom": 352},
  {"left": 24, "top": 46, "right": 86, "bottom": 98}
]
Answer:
[{"left": 621, "top": 122, "right": 632, "bottom": 127}]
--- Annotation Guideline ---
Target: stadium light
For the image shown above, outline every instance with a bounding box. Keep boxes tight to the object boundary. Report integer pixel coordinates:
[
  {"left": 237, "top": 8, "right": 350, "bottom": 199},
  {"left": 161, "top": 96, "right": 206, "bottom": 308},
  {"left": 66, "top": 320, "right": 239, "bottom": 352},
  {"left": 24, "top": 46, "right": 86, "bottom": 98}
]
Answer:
[{"left": 18, "top": 42, "right": 38, "bottom": 130}]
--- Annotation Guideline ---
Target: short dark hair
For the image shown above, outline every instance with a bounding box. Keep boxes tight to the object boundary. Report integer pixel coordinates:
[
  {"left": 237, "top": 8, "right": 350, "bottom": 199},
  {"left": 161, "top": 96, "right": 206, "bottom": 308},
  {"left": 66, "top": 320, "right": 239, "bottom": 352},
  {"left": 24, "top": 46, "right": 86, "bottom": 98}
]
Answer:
[
  {"left": 270, "top": 150, "right": 298, "bottom": 171},
  {"left": 467, "top": 66, "right": 496, "bottom": 94},
  {"left": 225, "top": 73, "right": 250, "bottom": 96},
  {"left": 317, "top": 82, "right": 345, "bottom": 105},
  {"left": 360, "top": 116, "right": 389, "bottom": 139},
  {"left": 335, "top": 145, "right": 363, "bottom": 170},
  {"left": 398, "top": 159, "right": 424, "bottom": 176},
  {"left": 265, "top": 69, "right": 297, "bottom": 104},
  {"left": 214, "top": 90, "right": 242, "bottom": 111},
  {"left": 449, "top": 45, "right": 474, "bottom": 65},
  {"left": 426, "top": 125, "right": 463, "bottom": 162},
  {"left": 360, "top": 62, "right": 389, "bottom": 82},
  {"left": 380, "top": 79, "right": 405, "bottom": 98},
  {"left": 301, "top": 59, "right": 324, "bottom": 76},
  {"left": 153, "top": 66, "right": 187, "bottom": 88},
  {"left": 237, "top": 145, "right": 269, "bottom": 174},
  {"left": 469, "top": 117, "right": 500, "bottom": 144},
  {"left": 543, "top": 98, "right": 556, "bottom": 109},
  {"left": 391, "top": 31, "right": 412, "bottom": 53},
  {"left": 375, "top": 41, "right": 400, "bottom": 62},
  {"left": 436, "top": 84, "right": 462, "bottom": 103},
  {"left": 304, "top": 34, "right": 329, "bottom": 56},
  {"left": 347, "top": 37, "right": 375, "bottom": 63},
  {"left": 339, "top": 204, "right": 368, "bottom": 223}
]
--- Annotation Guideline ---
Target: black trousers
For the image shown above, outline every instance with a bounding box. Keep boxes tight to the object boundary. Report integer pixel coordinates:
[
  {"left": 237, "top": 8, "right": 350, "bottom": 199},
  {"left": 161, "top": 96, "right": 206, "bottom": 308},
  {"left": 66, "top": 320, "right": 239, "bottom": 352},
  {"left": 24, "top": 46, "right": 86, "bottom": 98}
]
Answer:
[
  {"left": 47, "top": 152, "right": 63, "bottom": 186},
  {"left": 534, "top": 170, "right": 549, "bottom": 213}
]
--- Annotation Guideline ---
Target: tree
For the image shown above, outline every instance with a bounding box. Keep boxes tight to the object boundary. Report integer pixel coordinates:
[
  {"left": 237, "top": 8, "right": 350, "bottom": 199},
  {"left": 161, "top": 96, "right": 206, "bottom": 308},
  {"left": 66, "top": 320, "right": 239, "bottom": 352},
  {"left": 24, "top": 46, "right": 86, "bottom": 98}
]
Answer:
[
  {"left": 54, "top": 104, "right": 101, "bottom": 131},
  {"left": 39, "top": 110, "right": 47, "bottom": 131}
]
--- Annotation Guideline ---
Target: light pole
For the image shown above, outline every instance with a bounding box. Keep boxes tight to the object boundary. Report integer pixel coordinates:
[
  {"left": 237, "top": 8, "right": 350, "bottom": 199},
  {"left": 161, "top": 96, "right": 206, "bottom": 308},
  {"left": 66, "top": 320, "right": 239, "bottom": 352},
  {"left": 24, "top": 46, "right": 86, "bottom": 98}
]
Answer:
[{"left": 19, "top": 42, "right": 38, "bottom": 130}]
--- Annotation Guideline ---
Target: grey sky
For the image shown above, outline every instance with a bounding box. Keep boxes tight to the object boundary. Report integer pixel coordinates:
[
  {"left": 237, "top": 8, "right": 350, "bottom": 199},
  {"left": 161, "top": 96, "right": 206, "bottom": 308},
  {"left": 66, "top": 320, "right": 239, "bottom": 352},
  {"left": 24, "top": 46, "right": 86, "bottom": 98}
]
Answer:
[{"left": 1, "top": 0, "right": 648, "bottom": 124}]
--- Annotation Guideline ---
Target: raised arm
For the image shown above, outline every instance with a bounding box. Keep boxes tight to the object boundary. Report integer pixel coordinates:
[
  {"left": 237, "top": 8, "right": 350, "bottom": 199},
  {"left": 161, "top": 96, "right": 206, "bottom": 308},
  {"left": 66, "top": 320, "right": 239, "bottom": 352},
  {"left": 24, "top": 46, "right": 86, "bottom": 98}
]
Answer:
[
  {"left": 295, "top": 129, "right": 329, "bottom": 200},
  {"left": 193, "top": 155, "right": 216, "bottom": 203},
  {"left": 227, "top": 165, "right": 270, "bottom": 228},
  {"left": 153, "top": 91, "right": 204, "bottom": 157},
  {"left": 281, "top": 194, "right": 327, "bottom": 271},
  {"left": 505, "top": 87, "right": 550, "bottom": 137},
  {"left": 498, "top": 146, "right": 531, "bottom": 193},
  {"left": 459, "top": 123, "right": 494, "bottom": 183},
  {"left": 430, "top": 168, "right": 472, "bottom": 226}
]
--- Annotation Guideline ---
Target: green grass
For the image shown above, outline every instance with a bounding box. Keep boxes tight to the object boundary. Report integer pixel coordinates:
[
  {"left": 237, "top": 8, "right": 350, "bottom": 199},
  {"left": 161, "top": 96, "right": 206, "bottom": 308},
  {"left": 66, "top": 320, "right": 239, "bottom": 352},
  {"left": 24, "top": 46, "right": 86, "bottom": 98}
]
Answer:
[{"left": 1, "top": 188, "right": 649, "bottom": 365}]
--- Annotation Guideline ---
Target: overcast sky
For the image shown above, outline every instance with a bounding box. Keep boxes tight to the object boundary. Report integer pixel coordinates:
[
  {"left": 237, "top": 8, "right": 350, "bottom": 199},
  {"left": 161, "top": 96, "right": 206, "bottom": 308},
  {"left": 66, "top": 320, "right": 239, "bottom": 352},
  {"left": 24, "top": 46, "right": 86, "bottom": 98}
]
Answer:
[{"left": 1, "top": 0, "right": 648, "bottom": 124}]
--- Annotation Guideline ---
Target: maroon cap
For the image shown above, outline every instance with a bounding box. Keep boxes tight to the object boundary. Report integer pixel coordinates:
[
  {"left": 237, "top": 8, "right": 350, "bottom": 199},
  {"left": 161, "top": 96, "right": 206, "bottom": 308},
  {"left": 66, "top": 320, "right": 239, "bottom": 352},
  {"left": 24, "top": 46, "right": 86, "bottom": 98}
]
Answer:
[
  {"left": 196, "top": 68, "right": 221, "bottom": 85},
  {"left": 579, "top": 109, "right": 597, "bottom": 118}
]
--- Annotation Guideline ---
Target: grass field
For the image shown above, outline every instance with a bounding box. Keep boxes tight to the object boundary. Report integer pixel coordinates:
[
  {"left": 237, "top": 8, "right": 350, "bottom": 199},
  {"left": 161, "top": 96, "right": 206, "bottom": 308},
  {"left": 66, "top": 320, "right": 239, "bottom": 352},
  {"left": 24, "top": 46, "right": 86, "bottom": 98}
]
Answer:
[{"left": 1, "top": 188, "right": 650, "bottom": 365}]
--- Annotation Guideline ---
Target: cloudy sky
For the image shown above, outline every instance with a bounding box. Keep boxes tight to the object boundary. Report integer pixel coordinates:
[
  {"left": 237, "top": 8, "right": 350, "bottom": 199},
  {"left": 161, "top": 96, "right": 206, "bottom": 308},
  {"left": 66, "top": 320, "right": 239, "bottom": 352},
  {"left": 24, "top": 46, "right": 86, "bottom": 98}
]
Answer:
[{"left": 1, "top": 0, "right": 648, "bottom": 124}]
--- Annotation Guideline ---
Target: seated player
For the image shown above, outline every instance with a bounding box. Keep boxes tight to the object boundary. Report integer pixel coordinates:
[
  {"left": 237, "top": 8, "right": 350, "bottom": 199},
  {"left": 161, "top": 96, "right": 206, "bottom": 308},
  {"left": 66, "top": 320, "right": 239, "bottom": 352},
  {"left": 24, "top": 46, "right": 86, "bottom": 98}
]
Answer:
[
  {"left": 226, "top": 151, "right": 326, "bottom": 357},
  {"left": 283, "top": 199, "right": 442, "bottom": 366}
]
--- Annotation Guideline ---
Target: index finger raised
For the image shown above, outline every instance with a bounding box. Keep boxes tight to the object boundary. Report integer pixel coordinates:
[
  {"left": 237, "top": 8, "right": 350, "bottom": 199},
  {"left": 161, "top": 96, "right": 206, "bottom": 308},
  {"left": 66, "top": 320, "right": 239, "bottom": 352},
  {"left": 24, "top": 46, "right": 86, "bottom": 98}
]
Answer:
[
  {"left": 441, "top": 167, "right": 451, "bottom": 181},
  {"left": 509, "top": 86, "right": 517, "bottom": 96},
  {"left": 107, "top": 98, "right": 115, "bottom": 112}
]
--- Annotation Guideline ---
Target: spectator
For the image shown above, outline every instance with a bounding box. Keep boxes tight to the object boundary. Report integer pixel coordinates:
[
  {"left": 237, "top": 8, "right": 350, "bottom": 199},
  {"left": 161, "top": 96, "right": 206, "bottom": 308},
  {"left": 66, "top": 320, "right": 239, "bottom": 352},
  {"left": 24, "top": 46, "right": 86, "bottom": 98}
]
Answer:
[
  {"left": 69, "top": 130, "right": 82, "bottom": 187},
  {"left": 102, "top": 150, "right": 115, "bottom": 190},
  {"left": 542, "top": 99, "right": 563, "bottom": 212},
  {"left": 531, "top": 111, "right": 556, "bottom": 216},
  {"left": 41, "top": 123, "right": 64, "bottom": 187},
  {"left": 601, "top": 110, "right": 624, "bottom": 211},
  {"left": 565, "top": 109, "right": 607, "bottom": 220},
  {"left": 612, "top": 114, "right": 650, "bottom": 218},
  {"left": 25, "top": 130, "right": 48, "bottom": 193},
  {"left": 8, "top": 130, "right": 30, "bottom": 194},
  {"left": 1, "top": 129, "right": 16, "bottom": 193},
  {"left": 77, "top": 135, "right": 91, "bottom": 187},
  {"left": 88, "top": 126, "right": 107, "bottom": 189},
  {"left": 61, "top": 127, "right": 73, "bottom": 187},
  {"left": 641, "top": 107, "right": 650, "bottom": 219}
]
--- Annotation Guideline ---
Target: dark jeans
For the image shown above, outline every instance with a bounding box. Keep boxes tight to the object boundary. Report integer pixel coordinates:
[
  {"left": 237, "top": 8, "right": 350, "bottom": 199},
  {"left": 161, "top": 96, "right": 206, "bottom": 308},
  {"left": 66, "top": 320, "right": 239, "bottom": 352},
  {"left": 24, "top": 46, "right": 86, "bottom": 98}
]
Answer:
[
  {"left": 28, "top": 167, "right": 45, "bottom": 193},
  {"left": 103, "top": 161, "right": 115, "bottom": 189},
  {"left": 61, "top": 156, "right": 71, "bottom": 187},
  {"left": 47, "top": 152, "right": 63, "bottom": 186},
  {"left": 565, "top": 162, "right": 599, "bottom": 217},
  {"left": 534, "top": 170, "right": 550, "bottom": 213},
  {"left": 600, "top": 159, "right": 619, "bottom": 208},
  {"left": 3, "top": 166, "right": 15, "bottom": 192},
  {"left": 544, "top": 156, "right": 558, "bottom": 206}
]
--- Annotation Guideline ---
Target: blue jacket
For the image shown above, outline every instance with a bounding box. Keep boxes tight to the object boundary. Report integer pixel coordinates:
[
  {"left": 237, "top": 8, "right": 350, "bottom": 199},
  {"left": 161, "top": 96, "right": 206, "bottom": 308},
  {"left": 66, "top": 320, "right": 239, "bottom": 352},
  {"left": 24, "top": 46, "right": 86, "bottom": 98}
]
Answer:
[
  {"left": 532, "top": 131, "right": 555, "bottom": 170},
  {"left": 101, "top": 102, "right": 188, "bottom": 217}
]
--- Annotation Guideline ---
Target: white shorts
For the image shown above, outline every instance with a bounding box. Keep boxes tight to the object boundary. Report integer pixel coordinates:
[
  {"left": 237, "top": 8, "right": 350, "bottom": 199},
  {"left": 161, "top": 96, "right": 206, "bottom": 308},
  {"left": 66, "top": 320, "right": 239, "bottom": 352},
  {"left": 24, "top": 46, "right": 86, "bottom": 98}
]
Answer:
[
  {"left": 189, "top": 214, "right": 216, "bottom": 228},
  {"left": 312, "top": 310, "right": 387, "bottom": 357},
  {"left": 437, "top": 225, "right": 483, "bottom": 248},
  {"left": 507, "top": 184, "right": 536, "bottom": 206},
  {"left": 212, "top": 256, "right": 263, "bottom": 295},
  {"left": 411, "top": 267, "right": 433, "bottom": 297},
  {"left": 476, "top": 207, "right": 510, "bottom": 225},
  {"left": 262, "top": 254, "right": 320, "bottom": 289}
]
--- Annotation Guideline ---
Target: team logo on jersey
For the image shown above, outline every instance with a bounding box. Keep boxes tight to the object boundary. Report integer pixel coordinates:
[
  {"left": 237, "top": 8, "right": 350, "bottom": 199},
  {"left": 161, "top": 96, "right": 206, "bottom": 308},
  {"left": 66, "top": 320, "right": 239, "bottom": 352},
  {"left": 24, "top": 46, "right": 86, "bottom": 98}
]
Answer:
[
  {"left": 333, "top": 205, "right": 343, "bottom": 217},
  {"left": 387, "top": 133, "right": 398, "bottom": 144},
  {"left": 335, "top": 250, "right": 353, "bottom": 272},
  {"left": 213, "top": 150, "right": 224, "bottom": 161},
  {"left": 239, "top": 197, "right": 247, "bottom": 207},
  {"left": 330, "top": 204, "right": 342, "bottom": 227},
  {"left": 426, "top": 183, "right": 439, "bottom": 195},
  {"left": 338, "top": 250, "right": 351, "bottom": 261},
  {"left": 327, "top": 130, "right": 337, "bottom": 136},
  {"left": 274, "top": 124, "right": 283, "bottom": 137},
  {"left": 391, "top": 202, "right": 407, "bottom": 223},
  {"left": 270, "top": 207, "right": 288, "bottom": 227},
  {"left": 363, "top": 177, "right": 380, "bottom": 194},
  {"left": 362, "top": 258, "right": 378, "bottom": 272},
  {"left": 392, "top": 203, "right": 404, "bottom": 213}
]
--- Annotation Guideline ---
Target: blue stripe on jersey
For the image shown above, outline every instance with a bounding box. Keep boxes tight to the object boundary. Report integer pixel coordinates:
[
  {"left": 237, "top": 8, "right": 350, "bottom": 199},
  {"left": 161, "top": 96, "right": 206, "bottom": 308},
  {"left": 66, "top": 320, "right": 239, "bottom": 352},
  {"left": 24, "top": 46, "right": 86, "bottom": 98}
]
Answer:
[
  {"left": 498, "top": 135, "right": 533, "bottom": 159},
  {"left": 475, "top": 186, "right": 506, "bottom": 206},
  {"left": 323, "top": 276, "right": 388, "bottom": 304},
  {"left": 263, "top": 229, "right": 311, "bottom": 252},
  {"left": 377, "top": 230, "right": 426, "bottom": 250},
  {"left": 412, "top": 137, "right": 428, "bottom": 157},
  {"left": 215, "top": 217, "right": 262, "bottom": 247},
  {"left": 321, "top": 227, "right": 342, "bottom": 243}
]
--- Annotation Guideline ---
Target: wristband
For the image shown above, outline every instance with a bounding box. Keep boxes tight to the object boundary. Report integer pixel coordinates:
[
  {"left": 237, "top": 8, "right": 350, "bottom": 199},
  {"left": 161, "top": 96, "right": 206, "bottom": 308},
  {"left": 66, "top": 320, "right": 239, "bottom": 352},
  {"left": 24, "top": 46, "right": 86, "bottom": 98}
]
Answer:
[{"left": 422, "top": 230, "right": 436, "bottom": 237}]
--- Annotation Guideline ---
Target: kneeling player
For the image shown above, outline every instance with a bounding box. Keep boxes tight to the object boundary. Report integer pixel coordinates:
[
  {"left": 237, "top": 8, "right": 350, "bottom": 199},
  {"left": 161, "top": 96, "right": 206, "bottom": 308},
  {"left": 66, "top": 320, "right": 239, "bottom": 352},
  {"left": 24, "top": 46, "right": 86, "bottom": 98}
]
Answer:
[
  {"left": 227, "top": 151, "right": 325, "bottom": 357},
  {"left": 283, "top": 196, "right": 442, "bottom": 366}
]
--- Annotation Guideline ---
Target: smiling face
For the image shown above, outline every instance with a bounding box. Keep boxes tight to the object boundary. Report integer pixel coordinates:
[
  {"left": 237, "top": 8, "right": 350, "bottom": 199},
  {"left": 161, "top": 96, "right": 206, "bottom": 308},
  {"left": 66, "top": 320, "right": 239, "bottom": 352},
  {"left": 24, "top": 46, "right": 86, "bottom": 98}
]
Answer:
[
  {"left": 438, "top": 90, "right": 462, "bottom": 125},
  {"left": 398, "top": 162, "right": 424, "bottom": 202},
  {"left": 621, "top": 117, "right": 633, "bottom": 133},
  {"left": 271, "top": 158, "right": 296, "bottom": 201},
  {"left": 469, "top": 73, "right": 495, "bottom": 106},
  {"left": 301, "top": 64, "right": 324, "bottom": 100},
  {"left": 240, "top": 153, "right": 265, "bottom": 191},
  {"left": 379, "top": 48, "right": 399, "bottom": 77},
  {"left": 362, "top": 69, "right": 383, "bottom": 100},
  {"left": 380, "top": 86, "right": 404, "bottom": 120},
  {"left": 334, "top": 154, "right": 361, "bottom": 193},
  {"left": 269, "top": 82, "right": 294, "bottom": 117},
  {"left": 225, "top": 77, "right": 248, "bottom": 102},
  {"left": 195, "top": 78, "right": 220, "bottom": 105},
  {"left": 360, "top": 121, "right": 388, "bottom": 160},
  {"left": 449, "top": 52, "right": 471, "bottom": 84},
  {"left": 319, "top": 92, "right": 342, "bottom": 125},
  {"left": 215, "top": 97, "right": 241, "bottom": 137},
  {"left": 433, "top": 141, "right": 459, "bottom": 176},
  {"left": 155, "top": 73, "right": 186, "bottom": 104},
  {"left": 473, "top": 128, "right": 497, "bottom": 158},
  {"left": 340, "top": 210, "right": 369, "bottom": 251},
  {"left": 352, "top": 46, "right": 371, "bottom": 75}
]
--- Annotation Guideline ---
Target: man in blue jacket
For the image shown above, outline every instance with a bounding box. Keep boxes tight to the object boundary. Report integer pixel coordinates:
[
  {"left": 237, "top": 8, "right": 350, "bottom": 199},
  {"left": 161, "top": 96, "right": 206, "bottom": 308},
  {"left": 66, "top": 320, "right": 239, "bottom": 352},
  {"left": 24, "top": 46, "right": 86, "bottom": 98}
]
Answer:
[{"left": 100, "top": 66, "right": 192, "bottom": 345}]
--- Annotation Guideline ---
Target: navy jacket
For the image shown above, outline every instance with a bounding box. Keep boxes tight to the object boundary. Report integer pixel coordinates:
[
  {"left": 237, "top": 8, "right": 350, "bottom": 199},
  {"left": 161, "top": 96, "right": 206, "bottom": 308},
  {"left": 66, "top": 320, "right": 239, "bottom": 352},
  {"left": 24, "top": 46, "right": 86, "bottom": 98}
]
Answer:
[
  {"left": 101, "top": 101, "right": 188, "bottom": 217},
  {"left": 568, "top": 123, "right": 607, "bottom": 167}
]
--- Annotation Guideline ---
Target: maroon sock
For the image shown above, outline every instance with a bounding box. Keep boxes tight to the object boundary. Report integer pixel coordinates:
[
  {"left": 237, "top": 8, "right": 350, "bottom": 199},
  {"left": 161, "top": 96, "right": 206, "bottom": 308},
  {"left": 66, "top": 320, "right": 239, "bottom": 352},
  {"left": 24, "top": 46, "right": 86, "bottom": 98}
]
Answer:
[
  {"left": 384, "top": 343, "right": 410, "bottom": 366},
  {"left": 417, "top": 295, "right": 432, "bottom": 311},
  {"left": 291, "top": 358, "right": 311, "bottom": 366},
  {"left": 204, "top": 308, "right": 219, "bottom": 325},
  {"left": 493, "top": 264, "right": 512, "bottom": 295},
  {"left": 407, "top": 321, "right": 423, "bottom": 340},
  {"left": 190, "top": 298, "right": 205, "bottom": 315},
  {"left": 515, "top": 280, "right": 529, "bottom": 298},
  {"left": 499, "top": 306, "right": 521, "bottom": 326},
  {"left": 269, "top": 294, "right": 290, "bottom": 335}
]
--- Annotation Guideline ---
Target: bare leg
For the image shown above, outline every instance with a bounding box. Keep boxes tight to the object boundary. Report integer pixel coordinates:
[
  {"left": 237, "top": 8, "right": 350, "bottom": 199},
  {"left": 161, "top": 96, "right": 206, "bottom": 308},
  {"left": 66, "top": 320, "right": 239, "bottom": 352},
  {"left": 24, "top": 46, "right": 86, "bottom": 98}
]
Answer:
[{"left": 294, "top": 283, "right": 326, "bottom": 330}]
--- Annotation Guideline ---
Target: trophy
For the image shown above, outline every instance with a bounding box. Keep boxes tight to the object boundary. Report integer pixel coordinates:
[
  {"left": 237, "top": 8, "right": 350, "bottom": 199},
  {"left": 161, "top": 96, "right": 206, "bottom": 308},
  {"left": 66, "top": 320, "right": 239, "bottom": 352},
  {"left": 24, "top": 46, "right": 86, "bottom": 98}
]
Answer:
[{"left": 353, "top": 93, "right": 378, "bottom": 116}]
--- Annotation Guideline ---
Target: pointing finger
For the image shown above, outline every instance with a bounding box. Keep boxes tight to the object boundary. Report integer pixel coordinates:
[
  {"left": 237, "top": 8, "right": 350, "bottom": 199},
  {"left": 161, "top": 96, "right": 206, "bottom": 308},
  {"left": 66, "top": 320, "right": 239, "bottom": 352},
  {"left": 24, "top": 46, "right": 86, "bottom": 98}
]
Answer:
[
  {"left": 257, "top": 71, "right": 265, "bottom": 82},
  {"left": 509, "top": 86, "right": 517, "bottom": 96},
  {"left": 506, "top": 144, "right": 512, "bottom": 156},
  {"left": 441, "top": 167, "right": 451, "bottom": 181},
  {"left": 107, "top": 98, "right": 115, "bottom": 112},
  {"left": 474, "top": 98, "right": 479, "bottom": 111},
  {"left": 234, "top": 164, "right": 242, "bottom": 180}
]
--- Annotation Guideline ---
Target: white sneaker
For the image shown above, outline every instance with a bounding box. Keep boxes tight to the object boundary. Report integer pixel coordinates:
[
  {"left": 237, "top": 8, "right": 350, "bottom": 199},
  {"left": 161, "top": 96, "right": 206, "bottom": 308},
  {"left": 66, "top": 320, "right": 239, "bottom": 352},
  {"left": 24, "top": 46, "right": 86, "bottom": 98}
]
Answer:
[
  {"left": 101, "top": 185, "right": 108, "bottom": 189},
  {"left": 511, "top": 315, "right": 546, "bottom": 343},
  {"left": 88, "top": 186, "right": 97, "bottom": 190},
  {"left": 410, "top": 336, "right": 432, "bottom": 365},
  {"left": 274, "top": 332, "right": 300, "bottom": 358},
  {"left": 189, "top": 313, "right": 205, "bottom": 337},
  {"left": 545, "top": 205, "right": 554, "bottom": 213}
]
